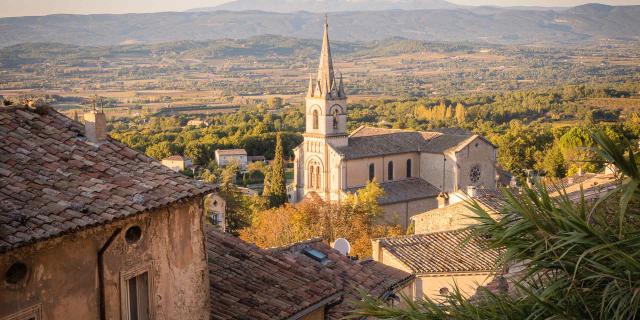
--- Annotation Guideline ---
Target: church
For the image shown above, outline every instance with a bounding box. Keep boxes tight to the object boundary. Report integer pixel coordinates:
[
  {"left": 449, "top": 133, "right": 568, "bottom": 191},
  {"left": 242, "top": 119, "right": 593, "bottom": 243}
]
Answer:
[{"left": 292, "top": 20, "right": 498, "bottom": 228}]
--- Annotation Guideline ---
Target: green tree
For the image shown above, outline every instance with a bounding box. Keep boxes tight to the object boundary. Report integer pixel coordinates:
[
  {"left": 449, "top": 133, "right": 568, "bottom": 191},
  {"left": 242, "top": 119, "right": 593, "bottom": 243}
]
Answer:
[
  {"left": 145, "top": 141, "right": 175, "bottom": 160},
  {"left": 265, "top": 132, "right": 288, "bottom": 207},
  {"left": 218, "top": 161, "right": 252, "bottom": 234},
  {"left": 540, "top": 145, "right": 566, "bottom": 178}
]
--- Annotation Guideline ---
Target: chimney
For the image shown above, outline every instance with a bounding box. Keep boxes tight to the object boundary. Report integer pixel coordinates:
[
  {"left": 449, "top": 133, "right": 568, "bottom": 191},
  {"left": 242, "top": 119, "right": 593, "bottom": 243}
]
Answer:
[
  {"left": 84, "top": 109, "right": 108, "bottom": 143},
  {"left": 437, "top": 192, "right": 450, "bottom": 208},
  {"left": 371, "top": 239, "right": 383, "bottom": 262},
  {"left": 467, "top": 185, "right": 478, "bottom": 198}
]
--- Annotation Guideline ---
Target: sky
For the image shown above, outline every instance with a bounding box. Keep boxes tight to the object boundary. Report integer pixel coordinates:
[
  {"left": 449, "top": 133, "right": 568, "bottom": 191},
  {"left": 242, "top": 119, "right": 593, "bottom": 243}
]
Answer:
[{"left": 1, "top": 0, "right": 640, "bottom": 18}]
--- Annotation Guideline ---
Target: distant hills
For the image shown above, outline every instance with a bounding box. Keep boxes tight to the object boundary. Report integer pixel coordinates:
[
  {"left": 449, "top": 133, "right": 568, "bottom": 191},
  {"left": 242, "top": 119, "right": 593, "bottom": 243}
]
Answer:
[
  {"left": 1, "top": 3, "right": 639, "bottom": 47},
  {"left": 189, "top": 0, "right": 459, "bottom": 13}
]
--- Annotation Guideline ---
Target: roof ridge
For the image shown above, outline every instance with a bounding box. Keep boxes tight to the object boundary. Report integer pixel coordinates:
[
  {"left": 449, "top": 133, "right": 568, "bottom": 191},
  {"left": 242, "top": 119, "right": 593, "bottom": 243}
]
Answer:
[
  {"left": 376, "top": 227, "right": 472, "bottom": 243},
  {"left": 268, "top": 237, "right": 325, "bottom": 252}
]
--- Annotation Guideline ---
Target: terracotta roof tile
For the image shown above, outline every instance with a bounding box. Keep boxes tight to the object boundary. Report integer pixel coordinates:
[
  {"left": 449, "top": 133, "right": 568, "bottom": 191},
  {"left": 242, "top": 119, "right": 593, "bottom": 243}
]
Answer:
[
  {"left": 271, "top": 238, "right": 414, "bottom": 320},
  {"left": 378, "top": 228, "right": 500, "bottom": 274},
  {"left": 206, "top": 230, "right": 340, "bottom": 320},
  {"left": 346, "top": 178, "right": 440, "bottom": 205},
  {"left": 215, "top": 149, "right": 248, "bottom": 156},
  {"left": 334, "top": 126, "right": 475, "bottom": 160},
  {"left": 0, "top": 106, "right": 214, "bottom": 253}
]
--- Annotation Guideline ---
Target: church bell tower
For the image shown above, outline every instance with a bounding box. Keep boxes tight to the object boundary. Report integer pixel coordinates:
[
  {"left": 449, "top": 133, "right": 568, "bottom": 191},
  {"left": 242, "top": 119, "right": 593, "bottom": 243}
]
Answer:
[{"left": 305, "top": 17, "right": 348, "bottom": 147}]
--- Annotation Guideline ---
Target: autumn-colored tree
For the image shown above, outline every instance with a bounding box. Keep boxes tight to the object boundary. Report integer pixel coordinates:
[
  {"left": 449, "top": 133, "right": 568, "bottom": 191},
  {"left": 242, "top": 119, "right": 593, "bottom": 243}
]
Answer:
[
  {"left": 240, "top": 180, "right": 402, "bottom": 258},
  {"left": 455, "top": 102, "right": 466, "bottom": 124}
]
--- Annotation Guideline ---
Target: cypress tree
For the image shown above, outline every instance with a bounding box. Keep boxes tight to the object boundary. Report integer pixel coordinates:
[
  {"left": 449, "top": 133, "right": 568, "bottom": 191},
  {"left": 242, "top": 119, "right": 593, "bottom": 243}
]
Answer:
[{"left": 267, "top": 132, "right": 288, "bottom": 207}]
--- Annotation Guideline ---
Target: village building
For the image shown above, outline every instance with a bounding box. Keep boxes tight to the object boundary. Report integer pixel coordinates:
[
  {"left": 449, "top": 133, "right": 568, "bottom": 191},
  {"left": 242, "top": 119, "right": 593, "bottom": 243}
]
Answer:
[
  {"left": 0, "top": 104, "right": 214, "bottom": 319},
  {"left": 292, "top": 20, "right": 498, "bottom": 228},
  {"left": 372, "top": 228, "right": 500, "bottom": 300},
  {"left": 207, "top": 230, "right": 414, "bottom": 320},
  {"left": 161, "top": 154, "right": 193, "bottom": 172},
  {"left": 205, "top": 193, "right": 227, "bottom": 232},
  {"left": 187, "top": 119, "right": 210, "bottom": 127},
  {"left": 215, "top": 149, "right": 248, "bottom": 170},
  {"left": 411, "top": 189, "right": 504, "bottom": 235}
]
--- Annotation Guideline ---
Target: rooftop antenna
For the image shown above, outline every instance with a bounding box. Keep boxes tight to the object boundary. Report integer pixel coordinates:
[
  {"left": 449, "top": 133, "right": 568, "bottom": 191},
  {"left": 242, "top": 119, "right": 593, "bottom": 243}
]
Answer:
[{"left": 332, "top": 238, "right": 351, "bottom": 256}]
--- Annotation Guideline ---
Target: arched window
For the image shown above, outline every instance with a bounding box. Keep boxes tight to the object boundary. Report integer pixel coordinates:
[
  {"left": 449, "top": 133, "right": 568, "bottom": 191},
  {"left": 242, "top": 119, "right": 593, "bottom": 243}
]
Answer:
[
  {"left": 309, "top": 166, "right": 314, "bottom": 188},
  {"left": 312, "top": 110, "right": 319, "bottom": 130},
  {"left": 388, "top": 161, "right": 394, "bottom": 181},
  {"left": 369, "top": 163, "right": 375, "bottom": 181},
  {"left": 406, "top": 159, "right": 412, "bottom": 178},
  {"left": 316, "top": 166, "right": 321, "bottom": 189},
  {"left": 332, "top": 108, "right": 339, "bottom": 129}
]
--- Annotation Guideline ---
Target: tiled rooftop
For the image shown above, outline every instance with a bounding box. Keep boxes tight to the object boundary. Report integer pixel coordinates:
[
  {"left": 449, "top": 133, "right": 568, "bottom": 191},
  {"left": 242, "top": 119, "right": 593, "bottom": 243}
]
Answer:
[
  {"left": 346, "top": 178, "right": 440, "bottom": 205},
  {"left": 377, "top": 228, "right": 500, "bottom": 274},
  {"left": 334, "top": 126, "right": 477, "bottom": 160},
  {"left": 215, "top": 149, "right": 248, "bottom": 156},
  {"left": 271, "top": 238, "right": 414, "bottom": 320},
  {"left": 162, "top": 155, "right": 189, "bottom": 162},
  {"left": 0, "top": 106, "right": 214, "bottom": 253},
  {"left": 206, "top": 230, "right": 413, "bottom": 320},
  {"left": 206, "top": 230, "right": 340, "bottom": 320}
]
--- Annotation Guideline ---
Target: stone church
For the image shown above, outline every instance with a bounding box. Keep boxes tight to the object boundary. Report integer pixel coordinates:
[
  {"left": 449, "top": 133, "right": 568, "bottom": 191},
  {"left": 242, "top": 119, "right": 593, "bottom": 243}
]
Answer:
[{"left": 292, "top": 20, "right": 498, "bottom": 228}]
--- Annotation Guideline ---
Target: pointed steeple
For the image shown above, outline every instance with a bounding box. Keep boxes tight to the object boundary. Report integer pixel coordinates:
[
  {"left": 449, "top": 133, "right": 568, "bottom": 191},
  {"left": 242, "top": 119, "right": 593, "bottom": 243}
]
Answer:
[
  {"left": 338, "top": 72, "right": 345, "bottom": 97},
  {"left": 307, "top": 73, "right": 315, "bottom": 97},
  {"left": 316, "top": 15, "right": 336, "bottom": 98}
]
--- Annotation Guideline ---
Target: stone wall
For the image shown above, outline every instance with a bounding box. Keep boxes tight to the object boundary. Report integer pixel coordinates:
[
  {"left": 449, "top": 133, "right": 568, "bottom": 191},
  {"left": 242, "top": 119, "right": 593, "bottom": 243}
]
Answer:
[
  {"left": 411, "top": 203, "right": 477, "bottom": 235},
  {"left": 344, "top": 152, "right": 420, "bottom": 189},
  {"left": 381, "top": 198, "right": 438, "bottom": 229},
  {"left": 416, "top": 273, "right": 495, "bottom": 300},
  {"left": 0, "top": 197, "right": 209, "bottom": 320},
  {"left": 454, "top": 137, "right": 497, "bottom": 191}
]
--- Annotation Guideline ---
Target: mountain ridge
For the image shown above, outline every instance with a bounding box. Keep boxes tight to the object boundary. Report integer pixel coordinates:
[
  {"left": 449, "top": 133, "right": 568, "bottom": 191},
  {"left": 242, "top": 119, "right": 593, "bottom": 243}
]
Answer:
[
  {"left": 1, "top": 4, "right": 639, "bottom": 47},
  {"left": 189, "top": 0, "right": 459, "bottom": 13}
]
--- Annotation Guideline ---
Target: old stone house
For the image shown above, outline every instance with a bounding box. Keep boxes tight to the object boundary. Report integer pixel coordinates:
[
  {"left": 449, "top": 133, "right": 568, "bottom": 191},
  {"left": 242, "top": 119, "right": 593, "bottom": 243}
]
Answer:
[
  {"left": 0, "top": 105, "right": 214, "bottom": 320},
  {"left": 161, "top": 155, "right": 193, "bottom": 172},
  {"left": 214, "top": 149, "right": 248, "bottom": 170},
  {"left": 372, "top": 229, "right": 500, "bottom": 300},
  {"left": 292, "top": 21, "right": 498, "bottom": 228}
]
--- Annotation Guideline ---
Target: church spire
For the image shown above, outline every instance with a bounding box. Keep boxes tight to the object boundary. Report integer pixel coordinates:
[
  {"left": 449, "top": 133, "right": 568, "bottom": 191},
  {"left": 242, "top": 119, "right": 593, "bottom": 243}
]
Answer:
[{"left": 316, "top": 15, "right": 336, "bottom": 98}]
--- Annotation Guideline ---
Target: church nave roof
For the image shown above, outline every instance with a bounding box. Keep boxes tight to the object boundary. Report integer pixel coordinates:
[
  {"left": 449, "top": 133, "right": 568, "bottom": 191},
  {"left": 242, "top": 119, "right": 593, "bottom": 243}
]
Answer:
[
  {"left": 335, "top": 126, "right": 476, "bottom": 160},
  {"left": 346, "top": 178, "right": 440, "bottom": 205}
]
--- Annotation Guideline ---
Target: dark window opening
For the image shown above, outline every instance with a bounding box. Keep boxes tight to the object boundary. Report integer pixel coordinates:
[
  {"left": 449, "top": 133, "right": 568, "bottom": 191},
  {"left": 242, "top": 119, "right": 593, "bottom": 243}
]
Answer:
[
  {"left": 388, "top": 161, "right": 394, "bottom": 181},
  {"left": 312, "top": 110, "right": 319, "bottom": 130},
  {"left": 5, "top": 262, "right": 27, "bottom": 285},
  {"left": 332, "top": 109, "right": 339, "bottom": 129},
  {"left": 125, "top": 226, "right": 142, "bottom": 244},
  {"left": 368, "top": 163, "right": 375, "bottom": 181},
  {"left": 128, "top": 272, "right": 149, "bottom": 320},
  {"left": 406, "top": 159, "right": 412, "bottom": 178}
]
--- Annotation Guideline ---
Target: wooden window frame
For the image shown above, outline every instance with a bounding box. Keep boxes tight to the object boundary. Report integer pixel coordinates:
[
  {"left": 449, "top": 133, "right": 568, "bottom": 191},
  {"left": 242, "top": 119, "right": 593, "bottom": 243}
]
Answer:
[
  {"left": 120, "top": 264, "right": 153, "bottom": 320},
  {"left": 0, "top": 304, "right": 42, "bottom": 320}
]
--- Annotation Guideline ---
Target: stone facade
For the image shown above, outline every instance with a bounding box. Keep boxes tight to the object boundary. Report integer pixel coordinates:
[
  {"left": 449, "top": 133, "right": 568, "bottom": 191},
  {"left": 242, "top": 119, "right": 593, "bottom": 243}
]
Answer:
[
  {"left": 0, "top": 198, "right": 209, "bottom": 320},
  {"left": 215, "top": 149, "right": 248, "bottom": 170},
  {"left": 161, "top": 155, "right": 193, "bottom": 172}
]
